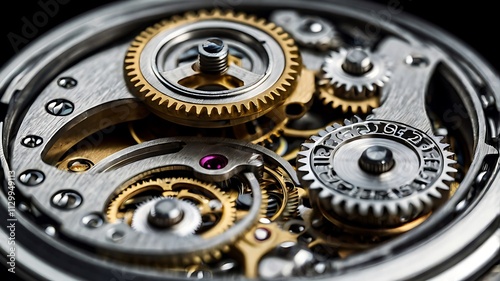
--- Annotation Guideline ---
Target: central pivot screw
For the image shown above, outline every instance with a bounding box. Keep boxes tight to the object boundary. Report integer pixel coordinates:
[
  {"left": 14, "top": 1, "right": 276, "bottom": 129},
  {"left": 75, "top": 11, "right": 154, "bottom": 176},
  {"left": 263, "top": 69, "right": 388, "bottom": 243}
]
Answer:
[
  {"left": 359, "top": 145, "right": 395, "bottom": 174},
  {"left": 342, "top": 48, "right": 373, "bottom": 75},
  {"left": 148, "top": 198, "right": 184, "bottom": 228},
  {"left": 198, "top": 37, "right": 229, "bottom": 74}
]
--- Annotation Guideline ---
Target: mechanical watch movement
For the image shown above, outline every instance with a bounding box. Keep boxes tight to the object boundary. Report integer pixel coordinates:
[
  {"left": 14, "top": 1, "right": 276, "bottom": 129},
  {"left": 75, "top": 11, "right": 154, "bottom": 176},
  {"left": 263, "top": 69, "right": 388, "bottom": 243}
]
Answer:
[{"left": 0, "top": 1, "right": 499, "bottom": 280}]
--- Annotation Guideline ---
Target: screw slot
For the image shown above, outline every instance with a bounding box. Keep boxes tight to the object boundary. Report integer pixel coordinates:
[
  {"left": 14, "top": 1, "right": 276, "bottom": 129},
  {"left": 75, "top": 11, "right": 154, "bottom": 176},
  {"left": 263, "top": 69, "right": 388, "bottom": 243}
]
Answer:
[
  {"left": 57, "top": 77, "right": 78, "bottom": 89},
  {"left": 21, "top": 135, "right": 43, "bottom": 148},
  {"left": 51, "top": 190, "right": 82, "bottom": 210},
  {"left": 46, "top": 99, "right": 74, "bottom": 116},
  {"left": 82, "top": 213, "right": 104, "bottom": 228},
  {"left": 19, "top": 170, "right": 45, "bottom": 186}
]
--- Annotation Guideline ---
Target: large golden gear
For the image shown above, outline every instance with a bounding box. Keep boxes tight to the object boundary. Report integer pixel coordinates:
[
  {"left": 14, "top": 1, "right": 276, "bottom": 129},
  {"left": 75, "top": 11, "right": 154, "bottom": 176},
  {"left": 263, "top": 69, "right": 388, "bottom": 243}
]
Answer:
[
  {"left": 106, "top": 177, "right": 236, "bottom": 239},
  {"left": 125, "top": 9, "right": 301, "bottom": 127}
]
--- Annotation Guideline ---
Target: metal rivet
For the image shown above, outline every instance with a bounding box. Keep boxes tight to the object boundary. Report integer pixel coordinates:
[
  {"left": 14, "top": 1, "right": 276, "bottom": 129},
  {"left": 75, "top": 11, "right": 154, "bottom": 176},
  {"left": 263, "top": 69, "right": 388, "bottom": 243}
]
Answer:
[
  {"left": 57, "top": 77, "right": 77, "bottom": 89},
  {"left": 21, "top": 135, "right": 43, "bottom": 148},
  {"left": 51, "top": 190, "right": 82, "bottom": 209},
  {"left": 46, "top": 99, "right": 74, "bottom": 116},
  {"left": 19, "top": 170, "right": 45, "bottom": 186},
  {"left": 82, "top": 213, "right": 104, "bottom": 228}
]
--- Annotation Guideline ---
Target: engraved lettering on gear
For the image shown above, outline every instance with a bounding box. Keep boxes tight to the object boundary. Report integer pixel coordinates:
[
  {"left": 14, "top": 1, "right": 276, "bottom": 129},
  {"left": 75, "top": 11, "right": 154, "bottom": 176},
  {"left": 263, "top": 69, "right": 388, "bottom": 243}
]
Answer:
[{"left": 297, "top": 118, "right": 457, "bottom": 227}]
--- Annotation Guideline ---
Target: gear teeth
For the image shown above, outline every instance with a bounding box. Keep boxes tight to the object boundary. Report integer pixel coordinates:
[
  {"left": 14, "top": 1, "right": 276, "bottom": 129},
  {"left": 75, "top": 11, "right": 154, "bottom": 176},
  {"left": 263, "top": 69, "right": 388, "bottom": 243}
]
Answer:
[
  {"left": 106, "top": 177, "right": 240, "bottom": 265},
  {"left": 319, "top": 47, "right": 390, "bottom": 114},
  {"left": 296, "top": 118, "right": 458, "bottom": 229},
  {"left": 125, "top": 9, "right": 301, "bottom": 127}
]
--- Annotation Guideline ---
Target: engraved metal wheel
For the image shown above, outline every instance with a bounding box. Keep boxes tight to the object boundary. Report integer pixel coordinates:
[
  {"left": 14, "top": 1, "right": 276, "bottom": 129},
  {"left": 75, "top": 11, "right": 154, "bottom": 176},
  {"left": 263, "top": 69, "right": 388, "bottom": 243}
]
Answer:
[{"left": 0, "top": 0, "right": 498, "bottom": 280}]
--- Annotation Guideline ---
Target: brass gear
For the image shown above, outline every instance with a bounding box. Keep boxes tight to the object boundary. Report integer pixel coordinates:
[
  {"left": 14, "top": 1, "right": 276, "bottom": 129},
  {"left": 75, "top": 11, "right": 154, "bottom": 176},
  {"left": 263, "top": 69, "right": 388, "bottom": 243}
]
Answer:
[
  {"left": 125, "top": 9, "right": 301, "bottom": 127},
  {"left": 106, "top": 177, "right": 236, "bottom": 239},
  {"left": 318, "top": 84, "right": 379, "bottom": 114}
]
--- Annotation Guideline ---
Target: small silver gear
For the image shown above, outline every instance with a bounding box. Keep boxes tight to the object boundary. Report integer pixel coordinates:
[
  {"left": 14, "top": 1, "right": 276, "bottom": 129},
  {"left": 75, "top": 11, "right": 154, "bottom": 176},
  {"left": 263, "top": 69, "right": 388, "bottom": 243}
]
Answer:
[
  {"left": 131, "top": 197, "right": 202, "bottom": 236},
  {"left": 297, "top": 117, "right": 457, "bottom": 228},
  {"left": 320, "top": 47, "right": 391, "bottom": 100},
  {"left": 270, "top": 10, "right": 340, "bottom": 50}
]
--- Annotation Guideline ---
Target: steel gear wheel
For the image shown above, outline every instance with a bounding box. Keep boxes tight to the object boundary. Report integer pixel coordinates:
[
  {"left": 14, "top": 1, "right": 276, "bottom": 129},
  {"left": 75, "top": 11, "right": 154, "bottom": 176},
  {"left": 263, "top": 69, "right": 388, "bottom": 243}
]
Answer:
[
  {"left": 297, "top": 117, "right": 457, "bottom": 228},
  {"left": 107, "top": 177, "right": 236, "bottom": 239},
  {"left": 319, "top": 47, "right": 391, "bottom": 113},
  {"left": 125, "top": 9, "right": 302, "bottom": 128}
]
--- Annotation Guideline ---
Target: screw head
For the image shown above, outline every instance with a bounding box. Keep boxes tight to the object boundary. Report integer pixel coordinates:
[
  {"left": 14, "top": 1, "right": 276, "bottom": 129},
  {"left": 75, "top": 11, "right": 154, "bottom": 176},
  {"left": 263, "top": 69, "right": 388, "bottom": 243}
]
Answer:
[
  {"left": 359, "top": 145, "right": 395, "bottom": 174},
  {"left": 19, "top": 170, "right": 45, "bottom": 186},
  {"left": 51, "top": 190, "right": 82, "bottom": 209},
  {"left": 21, "top": 135, "right": 43, "bottom": 148},
  {"left": 343, "top": 48, "right": 373, "bottom": 75},
  {"left": 46, "top": 99, "right": 74, "bottom": 116},
  {"left": 82, "top": 213, "right": 104, "bottom": 228},
  {"left": 148, "top": 198, "right": 184, "bottom": 228},
  {"left": 202, "top": 38, "right": 225, "bottom": 53},
  {"left": 57, "top": 77, "right": 78, "bottom": 89}
]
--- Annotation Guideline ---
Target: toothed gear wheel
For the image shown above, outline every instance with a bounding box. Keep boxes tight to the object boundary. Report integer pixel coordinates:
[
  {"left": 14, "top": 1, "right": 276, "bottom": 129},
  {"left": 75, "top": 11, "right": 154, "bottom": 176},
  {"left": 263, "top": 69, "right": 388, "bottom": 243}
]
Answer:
[
  {"left": 125, "top": 9, "right": 301, "bottom": 128},
  {"left": 319, "top": 47, "right": 391, "bottom": 113},
  {"left": 131, "top": 197, "right": 202, "bottom": 236},
  {"left": 107, "top": 177, "right": 236, "bottom": 239},
  {"left": 297, "top": 117, "right": 457, "bottom": 228}
]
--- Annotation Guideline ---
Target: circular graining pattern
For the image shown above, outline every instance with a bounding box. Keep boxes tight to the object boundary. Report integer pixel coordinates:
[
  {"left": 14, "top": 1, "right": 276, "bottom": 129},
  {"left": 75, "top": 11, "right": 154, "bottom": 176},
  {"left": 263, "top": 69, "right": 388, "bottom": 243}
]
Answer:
[
  {"left": 333, "top": 138, "right": 419, "bottom": 189},
  {"left": 297, "top": 119, "right": 456, "bottom": 227},
  {"left": 125, "top": 9, "right": 301, "bottom": 127}
]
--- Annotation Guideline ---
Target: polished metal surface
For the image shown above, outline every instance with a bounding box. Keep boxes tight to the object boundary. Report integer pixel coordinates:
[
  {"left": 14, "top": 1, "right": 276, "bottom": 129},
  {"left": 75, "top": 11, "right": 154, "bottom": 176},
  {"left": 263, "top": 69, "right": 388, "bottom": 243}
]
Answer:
[{"left": 0, "top": 0, "right": 498, "bottom": 280}]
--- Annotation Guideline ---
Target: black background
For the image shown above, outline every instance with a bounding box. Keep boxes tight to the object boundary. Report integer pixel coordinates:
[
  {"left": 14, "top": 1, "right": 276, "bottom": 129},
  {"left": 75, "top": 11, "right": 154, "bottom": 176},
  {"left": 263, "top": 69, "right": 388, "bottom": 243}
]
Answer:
[{"left": 0, "top": 1, "right": 498, "bottom": 72}]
